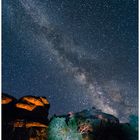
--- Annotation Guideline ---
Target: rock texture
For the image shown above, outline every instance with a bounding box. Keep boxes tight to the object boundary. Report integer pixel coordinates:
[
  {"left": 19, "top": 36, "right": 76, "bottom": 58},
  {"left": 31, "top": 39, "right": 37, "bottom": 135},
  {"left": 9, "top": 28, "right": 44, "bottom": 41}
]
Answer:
[{"left": 2, "top": 93, "right": 138, "bottom": 140}]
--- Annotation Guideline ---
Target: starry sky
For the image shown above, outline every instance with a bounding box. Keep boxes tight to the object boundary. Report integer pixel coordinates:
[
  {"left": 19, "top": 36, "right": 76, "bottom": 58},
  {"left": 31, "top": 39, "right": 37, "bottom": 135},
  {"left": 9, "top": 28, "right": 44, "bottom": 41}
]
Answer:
[{"left": 2, "top": 0, "right": 138, "bottom": 122}]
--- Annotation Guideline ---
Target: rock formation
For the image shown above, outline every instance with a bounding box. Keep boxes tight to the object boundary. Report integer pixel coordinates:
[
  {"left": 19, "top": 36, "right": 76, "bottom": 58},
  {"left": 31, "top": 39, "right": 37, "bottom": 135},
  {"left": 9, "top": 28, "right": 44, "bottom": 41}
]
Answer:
[{"left": 2, "top": 93, "right": 138, "bottom": 140}]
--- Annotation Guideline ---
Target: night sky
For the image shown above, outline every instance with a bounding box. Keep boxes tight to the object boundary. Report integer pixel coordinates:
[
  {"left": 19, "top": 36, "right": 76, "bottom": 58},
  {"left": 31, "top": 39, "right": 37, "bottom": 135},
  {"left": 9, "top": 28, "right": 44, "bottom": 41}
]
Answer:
[{"left": 2, "top": 0, "right": 138, "bottom": 122}]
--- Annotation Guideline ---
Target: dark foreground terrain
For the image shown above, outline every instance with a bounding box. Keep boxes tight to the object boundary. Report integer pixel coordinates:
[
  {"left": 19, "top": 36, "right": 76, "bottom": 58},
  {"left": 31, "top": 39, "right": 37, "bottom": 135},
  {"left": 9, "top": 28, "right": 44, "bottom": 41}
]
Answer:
[{"left": 2, "top": 93, "right": 138, "bottom": 140}]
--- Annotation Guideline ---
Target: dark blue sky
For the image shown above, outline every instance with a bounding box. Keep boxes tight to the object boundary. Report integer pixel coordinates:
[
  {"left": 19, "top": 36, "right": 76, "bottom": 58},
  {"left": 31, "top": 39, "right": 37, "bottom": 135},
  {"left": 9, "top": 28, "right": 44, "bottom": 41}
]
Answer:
[{"left": 2, "top": 0, "right": 138, "bottom": 122}]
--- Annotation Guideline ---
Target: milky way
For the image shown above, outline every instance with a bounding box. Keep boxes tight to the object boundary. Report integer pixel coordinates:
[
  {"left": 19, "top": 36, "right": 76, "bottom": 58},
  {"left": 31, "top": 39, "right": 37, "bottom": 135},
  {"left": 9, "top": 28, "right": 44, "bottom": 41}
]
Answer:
[{"left": 2, "top": 0, "right": 138, "bottom": 122}]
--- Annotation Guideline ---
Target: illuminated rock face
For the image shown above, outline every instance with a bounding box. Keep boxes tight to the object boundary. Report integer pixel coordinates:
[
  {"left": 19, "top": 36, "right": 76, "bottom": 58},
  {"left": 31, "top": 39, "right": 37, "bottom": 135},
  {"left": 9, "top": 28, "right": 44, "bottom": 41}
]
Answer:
[
  {"left": 2, "top": 93, "right": 17, "bottom": 121},
  {"left": 2, "top": 94, "right": 138, "bottom": 140},
  {"left": 15, "top": 95, "right": 50, "bottom": 124},
  {"left": 2, "top": 94, "right": 49, "bottom": 140},
  {"left": 48, "top": 109, "right": 137, "bottom": 140}
]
